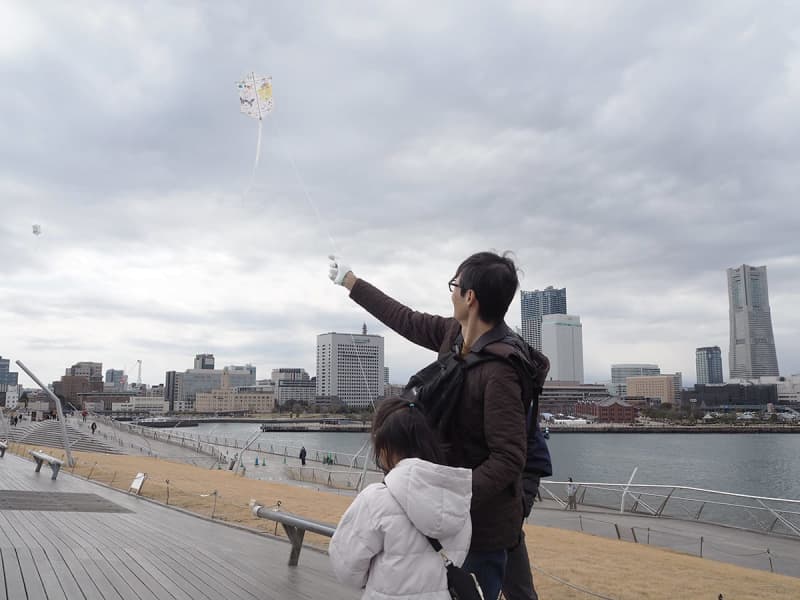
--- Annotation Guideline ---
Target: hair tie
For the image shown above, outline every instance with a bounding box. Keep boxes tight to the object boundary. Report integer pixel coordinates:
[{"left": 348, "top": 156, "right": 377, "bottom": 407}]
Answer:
[{"left": 407, "top": 402, "right": 416, "bottom": 408}]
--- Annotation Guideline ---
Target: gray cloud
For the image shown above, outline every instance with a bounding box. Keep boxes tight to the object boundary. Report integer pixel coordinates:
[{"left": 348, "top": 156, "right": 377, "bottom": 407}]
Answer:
[{"left": 2, "top": 1, "right": 799, "bottom": 386}]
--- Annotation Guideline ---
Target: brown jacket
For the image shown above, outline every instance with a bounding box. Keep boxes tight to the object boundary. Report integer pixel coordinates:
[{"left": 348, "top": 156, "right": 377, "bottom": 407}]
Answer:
[{"left": 351, "top": 279, "right": 528, "bottom": 551}]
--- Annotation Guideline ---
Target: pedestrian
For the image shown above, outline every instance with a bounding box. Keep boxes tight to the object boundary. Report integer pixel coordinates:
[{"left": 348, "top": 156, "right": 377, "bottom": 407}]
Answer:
[
  {"left": 299, "top": 446, "right": 307, "bottom": 466},
  {"left": 329, "top": 397, "right": 472, "bottom": 599},
  {"left": 329, "top": 251, "right": 536, "bottom": 600},
  {"left": 566, "top": 477, "right": 578, "bottom": 510},
  {"left": 82, "top": 410, "right": 87, "bottom": 423},
  {"left": 91, "top": 421, "right": 97, "bottom": 435}
]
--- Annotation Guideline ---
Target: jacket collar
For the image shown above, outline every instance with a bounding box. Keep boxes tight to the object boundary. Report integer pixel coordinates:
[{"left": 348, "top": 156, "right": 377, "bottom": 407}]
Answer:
[{"left": 455, "top": 321, "right": 512, "bottom": 354}]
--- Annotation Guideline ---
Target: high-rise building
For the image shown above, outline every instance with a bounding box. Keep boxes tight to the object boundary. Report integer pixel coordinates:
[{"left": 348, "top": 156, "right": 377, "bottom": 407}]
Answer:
[
  {"left": 520, "top": 286, "right": 567, "bottom": 351},
  {"left": 194, "top": 354, "right": 215, "bottom": 370},
  {"left": 223, "top": 364, "right": 257, "bottom": 388},
  {"left": 610, "top": 364, "right": 660, "bottom": 397},
  {"left": 0, "top": 356, "right": 19, "bottom": 386},
  {"left": 727, "top": 265, "right": 779, "bottom": 378},
  {"left": 317, "top": 332, "right": 385, "bottom": 409},
  {"left": 105, "top": 369, "right": 126, "bottom": 391},
  {"left": 541, "top": 314, "right": 584, "bottom": 383},
  {"left": 696, "top": 346, "right": 724, "bottom": 384}
]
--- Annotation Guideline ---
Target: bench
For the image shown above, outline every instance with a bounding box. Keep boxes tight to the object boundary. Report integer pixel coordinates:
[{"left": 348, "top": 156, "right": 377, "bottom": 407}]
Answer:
[
  {"left": 30, "top": 450, "right": 65, "bottom": 480},
  {"left": 0, "top": 440, "right": 7, "bottom": 458},
  {"left": 250, "top": 500, "right": 336, "bottom": 566}
]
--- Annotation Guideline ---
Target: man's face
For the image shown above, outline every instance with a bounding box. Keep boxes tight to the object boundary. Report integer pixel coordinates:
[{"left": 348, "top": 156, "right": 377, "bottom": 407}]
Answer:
[{"left": 450, "top": 274, "right": 468, "bottom": 322}]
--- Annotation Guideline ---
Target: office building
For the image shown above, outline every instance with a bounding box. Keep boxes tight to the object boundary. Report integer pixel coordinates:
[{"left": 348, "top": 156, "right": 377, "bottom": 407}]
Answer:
[
  {"left": 682, "top": 383, "right": 778, "bottom": 411},
  {"left": 105, "top": 369, "right": 127, "bottom": 391},
  {"left": 0, "top": 356, "right": 19, "bottom": 386},
  {"left": 271, "top": 368, "right": 316, "bottom": 406},
  {"left": 696, "top": 346, "right": 724, "bottom": 384},
  {"left": 520, "top": 286, "right": 567, "bottom": 351},
  {"left": 194, "top": 354, "right": 215, "bottom": 370},
  {"left": 541, "top": 314, "right": 583, "bottom": 383},
  {"left": 727, "top": 265, "right": 780, "bottom": 378},
  {"left": 610, "top": 363, "right": 660, "bottom": 397},
  {"left": 317, "top": 332, "right": 385, "bottom": 409},
  {"left": 223, "top": 364, "right": 257, "bottom": 388},
  {"left": 626, "top": 375, "right": 677, "bottom": 407},
  {"left": 66, "top": 362, "right": 103, "bottom": 381}
]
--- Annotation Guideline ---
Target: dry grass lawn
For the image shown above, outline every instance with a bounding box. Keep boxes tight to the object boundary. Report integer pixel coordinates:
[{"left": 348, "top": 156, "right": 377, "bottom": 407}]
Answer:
[{"left": 9, "top": 443, "right": 800, "bottom": 600}]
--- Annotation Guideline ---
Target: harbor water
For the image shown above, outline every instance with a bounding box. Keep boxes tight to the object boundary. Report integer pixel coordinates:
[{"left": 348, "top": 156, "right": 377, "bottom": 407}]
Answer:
[{"left": 191, "top": 423, "right": 800, "bottom": 500}]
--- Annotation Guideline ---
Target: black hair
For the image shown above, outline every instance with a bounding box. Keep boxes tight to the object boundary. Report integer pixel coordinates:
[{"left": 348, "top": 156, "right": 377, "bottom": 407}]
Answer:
[
  {"left": 455, "top": 250, "right": 519, "bottom": 325},
  {"left": 372, "top": 396, "right": 444, "bottom": 468}
]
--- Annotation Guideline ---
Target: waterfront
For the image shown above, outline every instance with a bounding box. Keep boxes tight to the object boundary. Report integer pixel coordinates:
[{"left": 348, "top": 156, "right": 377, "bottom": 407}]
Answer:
[{"left": 192, "top": 423, "right": 800, "bottom": 499}]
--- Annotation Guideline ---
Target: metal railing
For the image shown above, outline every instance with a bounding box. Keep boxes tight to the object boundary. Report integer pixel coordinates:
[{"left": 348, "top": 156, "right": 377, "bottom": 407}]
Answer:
[
  {"left": 540, "top": 480, "right": 800, "bottom": 538},
  {"left": 250, "top": 500, "right": 336, "bottom": 565}
]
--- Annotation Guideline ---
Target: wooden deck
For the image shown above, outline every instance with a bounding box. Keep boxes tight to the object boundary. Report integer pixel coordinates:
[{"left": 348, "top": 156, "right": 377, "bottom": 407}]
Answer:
[{"left": 0, "top": 453, "right": 357, "bottom": 599}]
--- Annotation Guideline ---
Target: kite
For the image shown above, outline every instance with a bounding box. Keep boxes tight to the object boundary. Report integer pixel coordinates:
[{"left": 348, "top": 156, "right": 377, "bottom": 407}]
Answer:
[
  {"left": 32, "top": 224, "right": 41, "bottom": 236},
  {"left": 237, "top": 74, "right": 273, "bottom": 120},
  {"left": 237, "top": 73, "right": 273, "bottom": 194}
]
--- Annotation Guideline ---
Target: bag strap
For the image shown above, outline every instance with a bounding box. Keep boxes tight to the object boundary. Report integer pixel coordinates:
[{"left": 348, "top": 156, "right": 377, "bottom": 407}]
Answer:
[{"left": 425, "top": 536, "right": 453, "bottom": 566}]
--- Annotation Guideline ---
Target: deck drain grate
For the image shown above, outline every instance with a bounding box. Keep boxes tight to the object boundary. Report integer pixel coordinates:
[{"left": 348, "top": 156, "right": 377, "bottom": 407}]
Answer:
[{"left": 0, "top": 491, "right": 132, "bottom": 513}]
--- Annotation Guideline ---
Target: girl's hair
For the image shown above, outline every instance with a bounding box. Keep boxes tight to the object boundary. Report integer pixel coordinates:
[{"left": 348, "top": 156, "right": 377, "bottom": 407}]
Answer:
[{"left": 372, "top": 396, "right": 444, "bottom": 466}]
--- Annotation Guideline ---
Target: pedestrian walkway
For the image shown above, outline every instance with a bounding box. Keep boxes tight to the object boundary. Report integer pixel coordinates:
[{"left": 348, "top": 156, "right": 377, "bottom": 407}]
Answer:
[{"left": 0, "top": 451, "right": 357, "bottom": 599}]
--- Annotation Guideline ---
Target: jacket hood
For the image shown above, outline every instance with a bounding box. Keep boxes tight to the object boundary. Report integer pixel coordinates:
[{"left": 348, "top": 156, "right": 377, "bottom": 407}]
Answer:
[{"left": 384, "top": 458, "right": 472, "bottom": 539}]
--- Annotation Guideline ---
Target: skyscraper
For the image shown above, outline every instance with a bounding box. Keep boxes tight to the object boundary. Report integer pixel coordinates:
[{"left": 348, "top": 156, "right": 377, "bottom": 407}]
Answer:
[
  {"left": 0, "top": 356, "right": 19, "bottom": 386},
  {"left": 696, "top": 346, "right": 724, "bottom": 384},
  {"left": 520, "top": 286, "right": 567, "bottom": 351},
  {"left": 317, "top": 332, "right": 384, "bottom": 409},
  {"left": 727, "top": 265, "right": 779, "bottom": 378},
  {"left": 541, "top": 314, "right": 584, "bottom": 383}
]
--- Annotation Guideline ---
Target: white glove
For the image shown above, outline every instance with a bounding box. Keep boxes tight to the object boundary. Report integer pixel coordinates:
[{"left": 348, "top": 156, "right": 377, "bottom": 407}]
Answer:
[{"left": 328, "top": 254, "right": 352, "bottom": 286}]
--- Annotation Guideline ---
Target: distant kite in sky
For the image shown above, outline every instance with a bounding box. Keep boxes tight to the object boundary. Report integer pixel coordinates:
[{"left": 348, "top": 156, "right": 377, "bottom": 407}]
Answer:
[
  {"left": 236, "top": 73, "right": 273, "bottom": 195},
  {"left": 32, "top": 224, "right": 41, "bottom": 236}
]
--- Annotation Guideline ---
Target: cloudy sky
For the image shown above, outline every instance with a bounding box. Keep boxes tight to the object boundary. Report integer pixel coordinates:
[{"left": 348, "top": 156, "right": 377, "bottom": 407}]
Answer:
[{"left": 2, "top": 1, "right": 799, "bottom": 390}]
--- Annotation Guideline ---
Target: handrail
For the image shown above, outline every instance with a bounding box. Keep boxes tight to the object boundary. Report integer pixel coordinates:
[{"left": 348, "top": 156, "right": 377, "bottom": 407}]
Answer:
[
  {"left": 250, "top": 500, "right": 336, "bottom": 566},
  {"left": 540, "top": 480, "right": 800, "bottom": 538}
]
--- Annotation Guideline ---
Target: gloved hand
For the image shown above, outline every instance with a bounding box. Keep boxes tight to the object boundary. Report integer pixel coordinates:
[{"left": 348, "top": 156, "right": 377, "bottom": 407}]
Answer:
[{"left": 328, "top": 255, "right": 352, "bottom": 286}]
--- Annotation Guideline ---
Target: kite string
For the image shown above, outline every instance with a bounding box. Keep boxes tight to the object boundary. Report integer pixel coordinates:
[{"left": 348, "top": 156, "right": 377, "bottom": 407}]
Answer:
[{"left": 272, "top": 119, "right": 376, "bottom": 411}]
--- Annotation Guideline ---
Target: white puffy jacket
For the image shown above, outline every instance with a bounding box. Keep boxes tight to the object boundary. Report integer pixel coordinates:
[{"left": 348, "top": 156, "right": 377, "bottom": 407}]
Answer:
[{"left": 329, "top": 458, "right": 472, "bottom": 599}]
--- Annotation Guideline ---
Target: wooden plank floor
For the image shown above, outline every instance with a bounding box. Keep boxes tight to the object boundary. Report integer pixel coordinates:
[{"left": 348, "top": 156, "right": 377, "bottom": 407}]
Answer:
[{"left": 0, "top": 453, "right": 357, "bottom": 599}]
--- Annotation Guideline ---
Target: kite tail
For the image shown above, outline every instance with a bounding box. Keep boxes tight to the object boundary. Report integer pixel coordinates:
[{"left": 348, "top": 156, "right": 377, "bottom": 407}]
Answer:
[{"left": 243, "top": 119, "right": 263, "bottom": 199}]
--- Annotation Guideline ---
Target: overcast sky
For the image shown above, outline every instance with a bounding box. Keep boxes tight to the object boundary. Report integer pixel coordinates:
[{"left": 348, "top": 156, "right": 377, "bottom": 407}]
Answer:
[{"left": 2, "top": 1, "right": 799, "bottom": 390}]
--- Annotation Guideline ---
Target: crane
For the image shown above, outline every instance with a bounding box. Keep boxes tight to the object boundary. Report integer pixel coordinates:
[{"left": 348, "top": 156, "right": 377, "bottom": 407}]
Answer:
[{"left": 136, "top": 360, "right": 142, "bottom": 386}]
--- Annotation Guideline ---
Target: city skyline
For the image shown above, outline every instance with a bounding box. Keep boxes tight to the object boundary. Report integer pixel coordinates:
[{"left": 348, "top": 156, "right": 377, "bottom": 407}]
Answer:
[{"left": 2, "top": 3, "right": 799, "bottom": 389}]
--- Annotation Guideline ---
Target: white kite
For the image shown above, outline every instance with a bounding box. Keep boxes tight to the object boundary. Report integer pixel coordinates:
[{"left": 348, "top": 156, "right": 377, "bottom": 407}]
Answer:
[
  {"left": 237, "top": 74, "right": 273, "bottom": 120},
  {"left": 236, "top": 73, "right": 273, "bottom": 194}
]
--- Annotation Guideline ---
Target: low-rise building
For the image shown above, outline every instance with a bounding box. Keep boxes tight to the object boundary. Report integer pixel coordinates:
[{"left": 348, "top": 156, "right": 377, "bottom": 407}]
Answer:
[
  {"left": 195, "top": 387, "right": 275, "bottom": 414},
  {"left": 583, "top": 399, "right": 638, "bottom": 423},
  {"left": 539, "top": 382, "right": 610, "bottom": 417}
]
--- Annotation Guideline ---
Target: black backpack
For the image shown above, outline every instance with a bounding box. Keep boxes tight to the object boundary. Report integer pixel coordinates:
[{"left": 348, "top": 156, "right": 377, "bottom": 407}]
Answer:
[
  {"left": 426, "top": 537, "right": 485, "bottom": 600},
  {"left": 402, "top": 332, "right": 549, "bottom": 462}
]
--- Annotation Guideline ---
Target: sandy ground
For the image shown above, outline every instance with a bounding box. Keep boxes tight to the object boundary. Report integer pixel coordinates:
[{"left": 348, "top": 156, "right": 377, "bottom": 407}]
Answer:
[{"left": 8, "top": 443, "right": 800, "bottom": 600}]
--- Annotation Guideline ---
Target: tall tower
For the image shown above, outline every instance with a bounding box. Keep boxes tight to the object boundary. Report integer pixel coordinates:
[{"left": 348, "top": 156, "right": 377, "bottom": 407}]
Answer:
[
  {"left": 696, "top": 346, "right": 724, "bottom": 384},
  {"left": 541, "top": 314, "right": 584, "bottom": 383},
  {"left": 520, "top": 286, "right": 567, "bottom": 351},
  {"left": 727, "top": 265, "right": 779, "bottom": 378}
]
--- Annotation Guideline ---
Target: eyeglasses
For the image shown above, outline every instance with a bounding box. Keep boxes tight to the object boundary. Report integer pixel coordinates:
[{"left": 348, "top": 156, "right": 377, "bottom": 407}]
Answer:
[{"left": 448, "top": 279, "right": 461, "bottom": 292}]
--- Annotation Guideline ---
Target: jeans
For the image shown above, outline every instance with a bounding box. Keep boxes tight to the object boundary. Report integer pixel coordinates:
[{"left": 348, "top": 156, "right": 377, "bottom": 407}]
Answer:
[
  {"left": 502, "top": 530, "right": 537, "bottom": 600},
  {"left": 463, "top": 549, "right": 507, "bottom": 600}
]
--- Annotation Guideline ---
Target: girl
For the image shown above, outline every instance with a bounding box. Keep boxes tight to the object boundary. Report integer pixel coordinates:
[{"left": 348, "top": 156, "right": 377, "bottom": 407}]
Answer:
[{"left": 329, "top": 397, "right": 473, "bottom": 599}]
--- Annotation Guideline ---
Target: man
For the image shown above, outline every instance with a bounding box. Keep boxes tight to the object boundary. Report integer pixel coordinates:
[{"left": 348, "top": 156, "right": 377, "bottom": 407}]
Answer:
[
  {"left": 566, "top": 477, "right": 578, "bottom": 510},
  {"left": 329, "top": 251, "right": 529, "bottom": 600},
  {"left": 299, "top": 446, "right": 307, "bottom": 466}
]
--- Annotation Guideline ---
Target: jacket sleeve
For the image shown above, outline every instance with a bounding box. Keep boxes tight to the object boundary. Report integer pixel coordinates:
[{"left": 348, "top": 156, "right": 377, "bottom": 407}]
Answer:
[
  {"left": 349, "top": 279, "right": 452, "bottom": 353},
  {"left": 329, "top": 489, "right": 384, "bottom": 590},
  {"left": 471, "top": 362, "right": 527, "bottom": 507}
]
